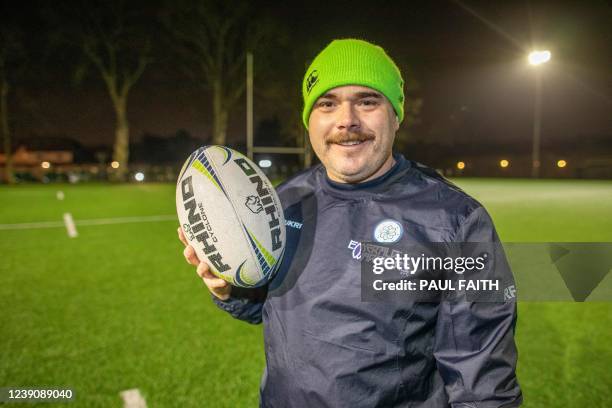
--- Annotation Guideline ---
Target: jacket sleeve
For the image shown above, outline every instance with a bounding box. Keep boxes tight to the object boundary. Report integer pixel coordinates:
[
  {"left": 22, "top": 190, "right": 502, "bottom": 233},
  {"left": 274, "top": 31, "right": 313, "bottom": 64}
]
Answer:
[
  {"left": 211, "top": 286, "right": 267, "bottom": 325},
  {"left": 434, "top": 206, "right": 523, "bottom": 408}
]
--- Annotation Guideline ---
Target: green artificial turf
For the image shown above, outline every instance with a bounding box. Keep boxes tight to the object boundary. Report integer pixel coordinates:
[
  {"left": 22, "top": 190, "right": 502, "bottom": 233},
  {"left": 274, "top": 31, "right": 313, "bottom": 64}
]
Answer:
[
  {"left": 0, "top": 179, "right": 611, "bottom": 407},
  {"left": 454, "top": 179, "right": 612, "bottom": 407}
]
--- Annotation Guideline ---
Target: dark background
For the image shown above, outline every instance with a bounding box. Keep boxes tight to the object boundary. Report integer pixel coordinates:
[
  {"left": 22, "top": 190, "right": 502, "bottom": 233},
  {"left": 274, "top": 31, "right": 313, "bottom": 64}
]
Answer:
[{"left": 2, "top": 0, "right": 611, "bottom": 177}]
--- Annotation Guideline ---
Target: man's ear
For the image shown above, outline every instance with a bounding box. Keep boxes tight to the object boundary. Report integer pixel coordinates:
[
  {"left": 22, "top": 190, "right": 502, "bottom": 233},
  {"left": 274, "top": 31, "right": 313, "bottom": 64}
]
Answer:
[{"left": 394, "top": 115, "right": 400, "bottom": 131}]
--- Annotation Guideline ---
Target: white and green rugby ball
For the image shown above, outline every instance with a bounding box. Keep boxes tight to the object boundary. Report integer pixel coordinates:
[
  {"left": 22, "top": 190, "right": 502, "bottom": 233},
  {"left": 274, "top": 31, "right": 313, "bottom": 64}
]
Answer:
[{"left": 176, "top": 146, "right": 286, "bottom": 287}]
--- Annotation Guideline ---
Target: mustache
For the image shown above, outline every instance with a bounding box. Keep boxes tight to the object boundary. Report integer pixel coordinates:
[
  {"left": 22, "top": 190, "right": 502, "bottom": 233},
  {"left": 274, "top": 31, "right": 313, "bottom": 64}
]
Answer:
[{"left": 326, "top": 131, "right": 375, "bottom": 144}]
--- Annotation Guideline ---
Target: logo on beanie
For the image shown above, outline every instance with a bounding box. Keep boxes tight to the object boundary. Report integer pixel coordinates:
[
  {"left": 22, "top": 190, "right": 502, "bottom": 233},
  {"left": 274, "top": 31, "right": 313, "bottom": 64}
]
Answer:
[{"left": 306, "top": 70, "right": 319, "bottom": 94}]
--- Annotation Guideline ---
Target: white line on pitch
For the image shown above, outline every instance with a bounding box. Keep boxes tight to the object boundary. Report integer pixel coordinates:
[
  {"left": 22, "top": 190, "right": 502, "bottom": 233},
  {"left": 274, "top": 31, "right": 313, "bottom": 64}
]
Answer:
[
  {"left": 63, "top": 213, "right": 78, "bottom": 238},
  {"left": 0, "top": 220, "right": 65, "bottom": 230},
  {"left": 120, "top": 389, "right": 147, "bottom": 408},
  {"left": 76, "top": 215, "right": 176, "bottom": 226},
  {"left": 0, "top": 215, "right": 176, "bottom": 231}
]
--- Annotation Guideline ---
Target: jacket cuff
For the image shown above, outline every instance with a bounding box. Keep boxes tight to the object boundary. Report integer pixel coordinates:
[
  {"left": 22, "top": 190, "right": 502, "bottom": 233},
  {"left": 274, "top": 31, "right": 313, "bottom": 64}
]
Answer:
[
  {"left": 451, "top": 396, "right": 522, "bottom": 408},
  {"left": 211, "top": 294, "right": 241, "bottom": 313}
]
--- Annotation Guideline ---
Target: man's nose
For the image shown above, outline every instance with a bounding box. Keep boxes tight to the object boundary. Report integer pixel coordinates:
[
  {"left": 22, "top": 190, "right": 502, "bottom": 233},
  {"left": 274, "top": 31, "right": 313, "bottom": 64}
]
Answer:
[{"left": 336, "top": 102, "right": 360, "bottom": 131}]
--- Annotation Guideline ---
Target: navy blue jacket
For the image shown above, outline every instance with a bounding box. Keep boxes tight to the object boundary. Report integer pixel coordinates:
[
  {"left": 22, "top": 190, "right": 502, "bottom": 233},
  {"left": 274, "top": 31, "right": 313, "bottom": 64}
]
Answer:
[{"left": 213, "top": 154, "right": 522, "bottom": 407}]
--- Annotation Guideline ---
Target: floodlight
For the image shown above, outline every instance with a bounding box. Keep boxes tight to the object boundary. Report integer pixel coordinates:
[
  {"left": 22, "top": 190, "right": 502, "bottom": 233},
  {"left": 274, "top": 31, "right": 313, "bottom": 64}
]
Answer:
[{"left": 528, "top": 50, "right": 551, "bottom": 66}]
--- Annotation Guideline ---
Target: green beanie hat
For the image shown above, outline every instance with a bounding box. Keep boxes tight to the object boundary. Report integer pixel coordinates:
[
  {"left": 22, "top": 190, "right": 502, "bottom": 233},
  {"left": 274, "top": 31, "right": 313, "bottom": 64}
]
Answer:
[{"left": 302, "top": 38, "right": 405, "bottom": 129}]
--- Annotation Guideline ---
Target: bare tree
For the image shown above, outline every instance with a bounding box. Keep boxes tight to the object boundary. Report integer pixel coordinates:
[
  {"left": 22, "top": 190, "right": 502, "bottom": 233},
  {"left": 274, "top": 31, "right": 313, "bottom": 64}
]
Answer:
[
  {"left": 57, "top": 1, "right": 152, "bottom": 180},
  {"left": 163, "top": 0, "right": 275, "bottom": 145}
]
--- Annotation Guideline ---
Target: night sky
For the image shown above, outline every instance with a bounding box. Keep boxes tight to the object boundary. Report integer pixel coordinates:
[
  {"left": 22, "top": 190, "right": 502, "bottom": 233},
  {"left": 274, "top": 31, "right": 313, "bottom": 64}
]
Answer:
[{"left": 5, "top": 0, "right": 612, "bottom": 150}]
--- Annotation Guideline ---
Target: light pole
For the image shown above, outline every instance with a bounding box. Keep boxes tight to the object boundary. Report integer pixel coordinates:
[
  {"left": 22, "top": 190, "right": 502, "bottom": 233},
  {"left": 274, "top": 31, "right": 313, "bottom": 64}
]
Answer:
[{"left": 528, "top": 50, "right": 551, "bottom": 178}]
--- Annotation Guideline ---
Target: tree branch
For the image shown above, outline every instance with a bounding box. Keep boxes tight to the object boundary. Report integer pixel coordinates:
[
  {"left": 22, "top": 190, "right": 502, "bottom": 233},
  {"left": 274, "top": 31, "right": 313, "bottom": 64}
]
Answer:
[
  {"left": 104, "top": 40, "right": 117, "bottom": 78},
  {"left": 82, "top": 37, "right": 117, "bottom": 101},
  {"left": 120, "top": 51, "right": 150, "bottom": 98},
  {"left": 227, "top": 80, "right": 245, "bottom": 108}
]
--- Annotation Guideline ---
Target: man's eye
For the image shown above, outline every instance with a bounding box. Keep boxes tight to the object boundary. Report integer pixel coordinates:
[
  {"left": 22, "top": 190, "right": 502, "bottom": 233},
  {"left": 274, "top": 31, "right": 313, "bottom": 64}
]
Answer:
[
  {"left": 317, "top": 101, "right": 334, "bottom": 108},
  {"left": 359, "top": 99, "right": 379, "bottom": 106}
]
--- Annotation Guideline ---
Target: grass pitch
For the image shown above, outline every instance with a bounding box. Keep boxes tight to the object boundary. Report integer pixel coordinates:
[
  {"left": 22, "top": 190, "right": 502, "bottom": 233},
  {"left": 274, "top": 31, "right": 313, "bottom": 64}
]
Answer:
[{"left": 0, "top": 179, "right": 611, "bottom": 407}]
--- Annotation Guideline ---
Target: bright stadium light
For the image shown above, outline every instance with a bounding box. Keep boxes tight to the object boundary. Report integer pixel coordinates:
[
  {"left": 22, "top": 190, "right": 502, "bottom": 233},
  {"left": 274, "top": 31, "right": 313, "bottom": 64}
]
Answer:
[
  {"left": 134, "top": 172, "right": 145, "bottom": 182},
  {"left": 557, "top": 159, "right": 567, "bottom": 168},
  {"left": 456, "top": 161, "right": 465, "bottom": 170},
  {"left": 528, "top": 50, "right": 551, "bottom": 178},
  {"left": 258, "top": 159, "right": 272, "bottom": 168},
  {"left": 500, "top": 159, "right": 509, "bottom": 168},
  {"left": 111, "top": 161, "right": 120, "bottom": 169},
  {"left": 528, "top": 50, "right": 551, "bottom": 66},
  {"left": 41, "top": 161, "right": 51, "bottom": 169}
]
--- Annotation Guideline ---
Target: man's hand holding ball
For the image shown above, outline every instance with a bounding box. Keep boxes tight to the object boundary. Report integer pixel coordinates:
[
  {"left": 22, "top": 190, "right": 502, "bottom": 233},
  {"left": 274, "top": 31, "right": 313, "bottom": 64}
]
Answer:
[{"left": 178, "top": 226, "right": 232, "bottom": 301}]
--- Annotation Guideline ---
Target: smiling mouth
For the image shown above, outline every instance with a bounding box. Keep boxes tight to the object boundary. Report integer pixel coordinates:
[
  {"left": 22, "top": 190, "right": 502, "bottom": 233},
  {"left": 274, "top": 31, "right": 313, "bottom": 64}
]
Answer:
[
  {"left": 329, "top": 136, "right": 374, "bottom": 147},
  {"left": 337, "top": 140, "right": 366, "bottom": 146}
]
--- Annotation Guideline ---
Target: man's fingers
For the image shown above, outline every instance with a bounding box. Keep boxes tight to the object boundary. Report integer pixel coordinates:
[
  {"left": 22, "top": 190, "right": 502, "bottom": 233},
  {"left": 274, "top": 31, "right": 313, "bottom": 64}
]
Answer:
[
  {"left": 204, "top": 277, "right": 230, "bottom": 289},
  {"left": 177, "top": 226, "right": 188, "bottom": 246},
  {"left": 179, "top": 228, "right": 230, "bottom": 299},
  {"left": 183, "top": 245, "right": 200, "bottom": 266},
  {"left": 197, "top": 262, "right": 230, "bottom": 287},
  {"left": 195, "top": 262, "right": 231, "bottom": 300},
  {"left": 196, "top": 261, "right": 216, "bottom": 279}
]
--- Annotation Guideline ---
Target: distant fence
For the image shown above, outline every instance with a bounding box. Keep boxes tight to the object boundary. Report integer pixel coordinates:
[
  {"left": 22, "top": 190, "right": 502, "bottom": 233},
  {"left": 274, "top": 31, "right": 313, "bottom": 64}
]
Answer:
[
  {"left": 0, "top": 164, "right": 177, "bottom": 184},
  {"left": 0, "top": 162, "right": 306, "bottom": 184},
  {"left": 1, "top": 156, "right": 611, "bottom": 184}
]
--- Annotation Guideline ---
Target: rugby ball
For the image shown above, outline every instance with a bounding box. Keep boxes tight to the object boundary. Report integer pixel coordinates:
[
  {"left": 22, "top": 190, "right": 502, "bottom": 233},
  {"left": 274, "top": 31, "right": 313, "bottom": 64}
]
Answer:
[{"left": 176, "top": 146, "right": 286, "bottom": 287}]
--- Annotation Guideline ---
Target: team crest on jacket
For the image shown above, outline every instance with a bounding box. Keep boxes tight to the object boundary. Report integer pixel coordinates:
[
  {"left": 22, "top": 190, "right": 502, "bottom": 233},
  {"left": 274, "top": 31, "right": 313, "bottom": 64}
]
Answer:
[{"left": 373, "top": 219, "right": 403, "bottom": 243}]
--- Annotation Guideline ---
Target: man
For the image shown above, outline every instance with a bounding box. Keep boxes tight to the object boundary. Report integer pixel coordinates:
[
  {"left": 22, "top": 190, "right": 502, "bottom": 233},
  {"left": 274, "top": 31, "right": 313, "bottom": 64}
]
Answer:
[{"left": 179, "top": 39, "right": 522, "bottom": 407}]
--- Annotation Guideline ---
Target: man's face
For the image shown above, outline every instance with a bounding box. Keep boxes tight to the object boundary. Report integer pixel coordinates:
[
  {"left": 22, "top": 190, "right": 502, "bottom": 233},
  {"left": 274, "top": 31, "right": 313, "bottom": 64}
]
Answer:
[{"left": 308, "top": 85, "right": 399, "bottom": 183}]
